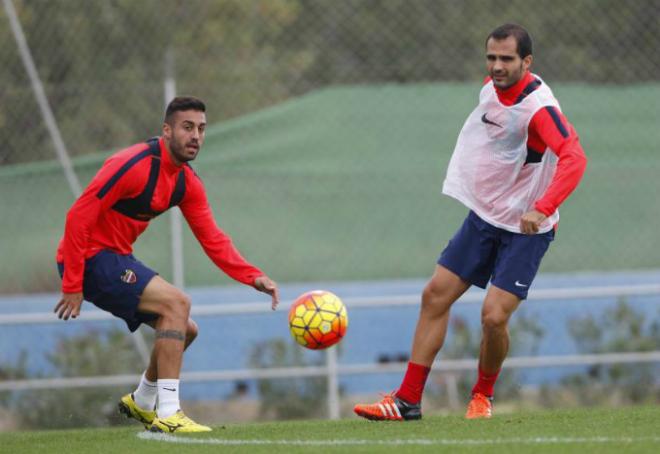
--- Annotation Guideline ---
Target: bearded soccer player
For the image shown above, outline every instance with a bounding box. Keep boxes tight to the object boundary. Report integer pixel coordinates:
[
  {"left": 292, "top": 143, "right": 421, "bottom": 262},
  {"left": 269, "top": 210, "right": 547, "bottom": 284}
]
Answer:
[
  {"left": 55, "top": 96, "right": 280, "bottom": 432},
  {"left": 354, "top": 24, "right": 587, "bottom": 420}
]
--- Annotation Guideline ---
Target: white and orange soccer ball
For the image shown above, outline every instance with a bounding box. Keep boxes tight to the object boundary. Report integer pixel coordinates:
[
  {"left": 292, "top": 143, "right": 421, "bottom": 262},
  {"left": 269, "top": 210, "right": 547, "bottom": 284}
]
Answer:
[{"left": 288, "top": 290, "right": 348, "bottom": 350}]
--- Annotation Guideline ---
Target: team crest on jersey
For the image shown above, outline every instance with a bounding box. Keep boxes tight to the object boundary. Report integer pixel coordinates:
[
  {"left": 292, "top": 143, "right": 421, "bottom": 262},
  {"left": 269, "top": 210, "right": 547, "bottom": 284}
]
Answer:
[{"left": 120, "top": 269, "right": 137, "bottom": 284}]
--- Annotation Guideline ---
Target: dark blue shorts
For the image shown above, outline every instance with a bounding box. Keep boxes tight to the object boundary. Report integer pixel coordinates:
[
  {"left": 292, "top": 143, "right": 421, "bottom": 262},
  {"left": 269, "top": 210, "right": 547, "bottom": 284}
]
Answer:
[
  {"left": 438, "top": 211, "right": 554, "bottom": 299},
  {"left": 57, "top": 250, "right": 159, "bottom": 332}
]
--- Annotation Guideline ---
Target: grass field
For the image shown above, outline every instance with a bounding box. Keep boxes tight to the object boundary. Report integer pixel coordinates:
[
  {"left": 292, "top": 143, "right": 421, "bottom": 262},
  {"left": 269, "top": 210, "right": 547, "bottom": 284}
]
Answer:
[
  {"left": 2, "top": 406, "right": 659, "bottom": 453},
  {"left": 1, "top": 82, "right": 659, "bottom": 292}
]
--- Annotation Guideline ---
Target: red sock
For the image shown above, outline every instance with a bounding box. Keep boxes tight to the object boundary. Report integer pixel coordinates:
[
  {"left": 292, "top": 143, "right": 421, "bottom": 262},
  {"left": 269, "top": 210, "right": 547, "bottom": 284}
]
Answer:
[
  {"left": 471, "top": 367, "right": 500, "bottom": 397},
  {"left": 395, "top": 362, "right": 431, "bottom": 404}
]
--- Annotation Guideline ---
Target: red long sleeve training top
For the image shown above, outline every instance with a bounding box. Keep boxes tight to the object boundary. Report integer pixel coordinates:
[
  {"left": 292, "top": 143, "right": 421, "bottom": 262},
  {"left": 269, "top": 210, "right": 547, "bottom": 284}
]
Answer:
[
  {"left": 56, "top": 137, "right": 263, "bottom": 293},
  {"left": 486, "top": 71, "right": 587, "bottom": 216}
]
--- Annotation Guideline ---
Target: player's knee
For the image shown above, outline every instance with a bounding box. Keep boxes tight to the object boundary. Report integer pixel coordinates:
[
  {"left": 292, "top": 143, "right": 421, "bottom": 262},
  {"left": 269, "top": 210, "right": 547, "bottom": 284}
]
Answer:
[
  {"left": 421, "top": 282, "right": 452, "bottom": 315},
  {"left": 162, "top": 292, "right": 191, "bottom": 321},
  {"left": 481, "top": 310, "right": 509, "bottom": 331},
  {"left": 186, "top": 319, "right": 199, "bottom": 345},
  {"left": 176, "top": 294, "right": 192, "bottom": 319}
]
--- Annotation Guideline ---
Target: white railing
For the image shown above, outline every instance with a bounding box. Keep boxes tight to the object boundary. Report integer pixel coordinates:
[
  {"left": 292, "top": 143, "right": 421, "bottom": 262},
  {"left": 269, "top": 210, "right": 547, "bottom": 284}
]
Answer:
[{"left": 1, "top": 283, "right": 659, "bottom": 419}]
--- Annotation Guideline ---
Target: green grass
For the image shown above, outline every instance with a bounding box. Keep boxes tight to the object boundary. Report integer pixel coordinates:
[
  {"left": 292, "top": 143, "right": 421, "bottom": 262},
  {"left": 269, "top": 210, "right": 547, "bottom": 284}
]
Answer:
[
  {"left": 2, "top": 406, "right": 660, "bottom": 453},
  {"left": 1, "top": 82, "right": 659, "bottom": 292}
]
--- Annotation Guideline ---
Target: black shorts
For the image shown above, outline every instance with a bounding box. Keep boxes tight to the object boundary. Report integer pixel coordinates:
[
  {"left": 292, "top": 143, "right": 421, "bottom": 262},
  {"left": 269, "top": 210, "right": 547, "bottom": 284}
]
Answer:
[
  {"left": 58, "top": 250, "right": 159, "bottom": 331},
  {"left": 438, "top": 211, "right": 554, "bottom": 299}
]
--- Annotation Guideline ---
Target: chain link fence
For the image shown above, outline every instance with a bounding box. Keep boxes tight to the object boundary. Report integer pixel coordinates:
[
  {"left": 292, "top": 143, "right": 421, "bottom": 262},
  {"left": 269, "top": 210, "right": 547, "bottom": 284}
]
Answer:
[{"left": 1, "top": 0, "right": 659, "bottom": 293}]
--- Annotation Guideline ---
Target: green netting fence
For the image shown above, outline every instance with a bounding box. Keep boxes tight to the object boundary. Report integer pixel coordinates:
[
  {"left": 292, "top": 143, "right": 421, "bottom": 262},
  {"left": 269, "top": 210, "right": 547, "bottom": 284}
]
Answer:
[{"left": 1, "top": 0, "right": 658, "bottom": 293}]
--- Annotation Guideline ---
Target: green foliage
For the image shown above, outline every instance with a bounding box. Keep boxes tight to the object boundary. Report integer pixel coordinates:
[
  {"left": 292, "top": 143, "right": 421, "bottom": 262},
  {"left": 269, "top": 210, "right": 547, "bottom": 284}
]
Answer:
[
  {"left": 248, "top": 339, "right": 329, "bottom": 420},
  {"left": 0, "top": 352, "right": 29, "bottom": 409},
  {"left": 0, "top": 352, "right": 29, "bottom": 381},
  {"left": 570, "top": 298, "right": 660, "bottom": 354},
  {"left": 1, "top": 0, "right": 657, "bottom": 164},
  {"left": 9, "top": 329, "right": 144, "bottom": 429},
  {"left": 544, "top": 299, "right": 660, "bottom": 406},
  {"left": 47, "top": 329, "right": 145, "bottom": 377},
  {"left": 1, "top": 0, "right": 308, "bottom": 164}
]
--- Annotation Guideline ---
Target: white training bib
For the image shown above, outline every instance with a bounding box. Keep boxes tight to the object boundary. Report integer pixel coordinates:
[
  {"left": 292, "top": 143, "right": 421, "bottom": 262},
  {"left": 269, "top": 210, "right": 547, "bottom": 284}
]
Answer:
[{"left": 442, "top": 75, "right": 561, "bottom": 233}]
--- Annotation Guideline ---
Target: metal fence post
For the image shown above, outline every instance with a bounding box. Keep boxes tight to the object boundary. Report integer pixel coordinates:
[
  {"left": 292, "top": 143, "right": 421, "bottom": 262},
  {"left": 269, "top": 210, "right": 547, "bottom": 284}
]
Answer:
[
  {"left": 326, "top": 346, "right": 340, "bottom": 419},
  {"left": 164, "top": 47, "right": 185, "bottom": 290}
]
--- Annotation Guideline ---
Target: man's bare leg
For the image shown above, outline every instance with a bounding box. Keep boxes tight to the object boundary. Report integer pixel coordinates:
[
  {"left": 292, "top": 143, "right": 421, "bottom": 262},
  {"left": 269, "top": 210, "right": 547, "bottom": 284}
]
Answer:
[
  {"left": 395, "top": 265, "right": 470, "bottom": 404},
  {"left": 478, "top": 284, "right": 521, "bottom": 374},
  {"left": 135, "top": 276, "right": 191, "bottom": 418},
  {"left": 138, "top": 276, "right": 191, "bottom": 379},
  {"left": 354, "top": 266, "right": 470, "bottom": 420},
  {"left": 466, "top": 285, "right": 521, "bottom": 419},
  {"left": 119, "top": 278, "right": 197, "bottom": 425},
  {"left": 131, "top": 277, "right": 211, "bottom": 431},
  {"left": 409, "top": 265, "right": 472, "bottom": 366},
  {"left": 143, "top": 318, "right": 199, "bottom": 382}
]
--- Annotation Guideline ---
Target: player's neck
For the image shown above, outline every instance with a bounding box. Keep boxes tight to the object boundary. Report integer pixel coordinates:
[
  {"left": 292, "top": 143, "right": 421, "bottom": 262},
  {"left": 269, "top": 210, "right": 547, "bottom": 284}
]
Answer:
[
  {"left": 161, "top": 138, "right": 185, "bottom": 169},
  {"left": 494, "top": 71, "right": 534, "bottom": 106}
]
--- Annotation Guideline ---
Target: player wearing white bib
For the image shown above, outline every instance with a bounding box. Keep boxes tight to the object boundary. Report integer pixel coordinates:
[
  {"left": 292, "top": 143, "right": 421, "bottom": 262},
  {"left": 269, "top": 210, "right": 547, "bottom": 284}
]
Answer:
[
  {"left": 443, "top": 74, "right": 561, "bottom": 232},
  {"left": 355, "top": 24, "right": 587, "bottom": 421}
]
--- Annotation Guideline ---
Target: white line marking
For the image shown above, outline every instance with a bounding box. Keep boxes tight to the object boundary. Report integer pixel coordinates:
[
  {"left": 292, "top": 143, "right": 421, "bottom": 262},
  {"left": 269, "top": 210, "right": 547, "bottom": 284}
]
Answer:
[{"left": 137, "top": 432, "right": 660, "bottom": 446}]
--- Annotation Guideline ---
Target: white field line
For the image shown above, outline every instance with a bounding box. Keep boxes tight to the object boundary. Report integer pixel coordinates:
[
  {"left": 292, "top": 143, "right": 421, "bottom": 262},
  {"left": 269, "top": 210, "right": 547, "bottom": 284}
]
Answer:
[{"left": 137, "top": 432, "right": 660, "bottom": 446}]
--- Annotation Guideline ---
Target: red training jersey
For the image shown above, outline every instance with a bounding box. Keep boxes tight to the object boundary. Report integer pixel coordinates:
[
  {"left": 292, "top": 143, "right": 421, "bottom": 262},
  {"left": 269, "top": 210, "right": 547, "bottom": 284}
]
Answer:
[
  {"left": 56, "top": 137, "right": 264, "bottom": 293},
  {"left": 486, "top": 71, "right": 587, "bottom": 216}
]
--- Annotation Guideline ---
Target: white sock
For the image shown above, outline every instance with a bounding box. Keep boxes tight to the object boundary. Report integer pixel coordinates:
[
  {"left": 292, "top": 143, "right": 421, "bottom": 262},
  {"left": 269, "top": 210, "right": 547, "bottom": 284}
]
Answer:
[
  {"left": 133, "top": 372, "right": 157, "bottom": 410},
  {"left": 156, "top": 379, "right": 180, "bottom": 418}
]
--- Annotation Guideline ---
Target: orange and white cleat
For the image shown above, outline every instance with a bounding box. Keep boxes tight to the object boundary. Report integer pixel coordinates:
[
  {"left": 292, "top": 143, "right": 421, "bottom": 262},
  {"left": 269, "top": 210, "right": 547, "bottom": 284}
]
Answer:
[
  {"left": 353, "top": 392, "right": 422, "bottom": 421},
  {"left": 465, "top": 393, "right": 493, "bottom": 419}
]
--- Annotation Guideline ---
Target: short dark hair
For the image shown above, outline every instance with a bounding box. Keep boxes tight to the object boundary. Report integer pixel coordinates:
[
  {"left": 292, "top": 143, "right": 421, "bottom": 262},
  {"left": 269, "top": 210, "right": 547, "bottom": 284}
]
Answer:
[
  {"left": 164, "top": 96, "right": 206, "bottom": 124},
  {"left": 486, "top": 23, "right": 533, "bottom": 58}
]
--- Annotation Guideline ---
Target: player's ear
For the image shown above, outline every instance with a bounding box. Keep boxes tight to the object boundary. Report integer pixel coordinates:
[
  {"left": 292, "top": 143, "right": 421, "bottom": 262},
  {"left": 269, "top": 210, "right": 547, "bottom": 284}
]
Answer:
[
  {"left": 523, "top": 54, "right": 533, "bottom": 71},
  {"left": 162, "top": 122, "right": 172, "bottom": 139}
]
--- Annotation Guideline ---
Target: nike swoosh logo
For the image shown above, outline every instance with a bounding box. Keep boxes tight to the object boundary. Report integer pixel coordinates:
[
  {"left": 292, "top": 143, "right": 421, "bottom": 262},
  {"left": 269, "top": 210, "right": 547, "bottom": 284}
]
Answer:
[
  {"left": 514, "top": 281, "right": 528, "bottom": 288},
  {"left": 163, "top": 387, "right": 177, "bottom": 392},
  {"left": 159, "top": 421, "right": 183, "bottom": 433},
  {"left": 481, "top": 113, "right": 502, "bottom": 128}
]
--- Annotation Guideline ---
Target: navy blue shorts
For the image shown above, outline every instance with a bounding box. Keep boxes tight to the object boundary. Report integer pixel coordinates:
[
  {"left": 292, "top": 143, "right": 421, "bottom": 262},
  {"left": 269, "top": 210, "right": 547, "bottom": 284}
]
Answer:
[
  {"left": 438, "top": 211, "right": 554, "bottom": 299},
  {"left": 57, "top": 250, "right": 159, "bottom": 332}
]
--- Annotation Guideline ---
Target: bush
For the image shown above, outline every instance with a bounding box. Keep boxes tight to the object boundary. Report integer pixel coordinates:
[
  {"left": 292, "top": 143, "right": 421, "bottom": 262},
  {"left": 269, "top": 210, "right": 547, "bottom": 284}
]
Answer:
[{"left": 8, "top": 329, "right": 144, "bottom": 429}]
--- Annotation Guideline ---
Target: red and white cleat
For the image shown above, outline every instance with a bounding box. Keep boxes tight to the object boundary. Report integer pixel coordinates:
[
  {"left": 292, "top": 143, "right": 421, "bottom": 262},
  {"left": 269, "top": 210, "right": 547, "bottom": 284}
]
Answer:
[{"left": 353, "top": 392, "right": 422, "bottom": 421}]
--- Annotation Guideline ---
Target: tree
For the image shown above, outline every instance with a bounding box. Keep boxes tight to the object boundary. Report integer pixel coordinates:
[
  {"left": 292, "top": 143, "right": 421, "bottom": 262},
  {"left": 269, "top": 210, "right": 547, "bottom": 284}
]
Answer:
[
  {"left": 543, "top": 299, "right": 660, "bottom": 407},
  {"left": 248, "top": 339, "right": 330, "bottom": 420},
  {"left": 10, "top": 329, "right": 144, "bottom": 429}
]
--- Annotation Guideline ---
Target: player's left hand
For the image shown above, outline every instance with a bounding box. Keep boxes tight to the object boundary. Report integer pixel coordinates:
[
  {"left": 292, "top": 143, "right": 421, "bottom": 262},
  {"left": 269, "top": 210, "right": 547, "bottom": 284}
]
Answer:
[
  {"left": 54, "top": 292, "right": 84, "bottom": 320},
  {"left": 254, "top": 276, "right": 280, "bottom": 310},
  {"left": 520, "top": 210, "right": 547, "bottom": 235}
]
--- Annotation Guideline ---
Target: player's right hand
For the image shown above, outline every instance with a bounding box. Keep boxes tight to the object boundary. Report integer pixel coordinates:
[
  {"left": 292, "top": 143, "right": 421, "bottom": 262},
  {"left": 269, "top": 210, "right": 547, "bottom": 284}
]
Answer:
[
  {"left": 519, "top": 210, "right": 547, "bottom": 235},
  {"left": 54, "top": 292, "right": 83, "bottom": 320},
  {"left": 254, "top": 276, "right": 280, "bottom": 311}
]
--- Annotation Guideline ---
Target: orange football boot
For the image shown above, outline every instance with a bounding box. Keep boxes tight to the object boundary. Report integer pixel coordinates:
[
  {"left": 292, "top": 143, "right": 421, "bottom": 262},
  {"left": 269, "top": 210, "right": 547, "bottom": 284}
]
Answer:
[
  {"left": 353, "top": 392, "right": 422, "bottom": 421},
  {"left": 465, "top": 392, "right": 493, "bottom": 419}
]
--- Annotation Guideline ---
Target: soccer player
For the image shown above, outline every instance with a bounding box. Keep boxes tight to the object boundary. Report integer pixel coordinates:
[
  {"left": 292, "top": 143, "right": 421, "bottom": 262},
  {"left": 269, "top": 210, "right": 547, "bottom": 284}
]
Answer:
[
  {"left": 54, "top": 97, "right": 280, "bottom": 432},
  {"left": 354, "top": 24, "right": 587, "bottom": 420}
]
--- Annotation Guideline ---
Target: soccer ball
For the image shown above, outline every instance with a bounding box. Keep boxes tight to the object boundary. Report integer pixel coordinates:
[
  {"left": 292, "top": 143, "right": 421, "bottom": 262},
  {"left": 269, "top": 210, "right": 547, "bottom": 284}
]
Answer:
[{"left": 288, "top": 290, "right": 348, "bottom": 350}]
